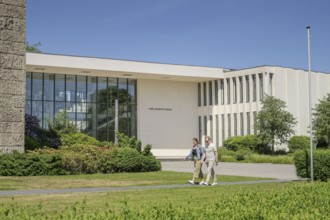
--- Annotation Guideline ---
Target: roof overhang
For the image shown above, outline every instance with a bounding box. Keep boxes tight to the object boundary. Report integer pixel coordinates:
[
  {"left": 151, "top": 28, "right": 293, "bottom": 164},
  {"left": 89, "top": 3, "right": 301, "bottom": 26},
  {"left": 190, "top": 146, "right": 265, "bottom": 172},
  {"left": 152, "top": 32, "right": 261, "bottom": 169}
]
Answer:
[{"left": 26, "top": 53, "right": 225, "bottom": 82}]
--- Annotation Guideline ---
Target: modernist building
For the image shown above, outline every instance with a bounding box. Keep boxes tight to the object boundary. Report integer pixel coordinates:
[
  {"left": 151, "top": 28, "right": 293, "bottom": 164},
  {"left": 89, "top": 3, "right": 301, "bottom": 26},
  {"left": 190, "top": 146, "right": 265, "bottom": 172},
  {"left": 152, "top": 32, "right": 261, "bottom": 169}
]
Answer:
[{"left": 26, "top": 52, "right": 330, "bottom": 157}]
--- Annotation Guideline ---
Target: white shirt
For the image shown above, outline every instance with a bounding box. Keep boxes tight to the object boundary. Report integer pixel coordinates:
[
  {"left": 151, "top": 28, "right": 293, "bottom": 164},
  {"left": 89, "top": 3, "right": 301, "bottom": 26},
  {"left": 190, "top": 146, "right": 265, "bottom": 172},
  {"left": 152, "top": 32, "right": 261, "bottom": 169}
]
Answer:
[{"left": 204, "top": 143, "right": 217, "bottom": 162}]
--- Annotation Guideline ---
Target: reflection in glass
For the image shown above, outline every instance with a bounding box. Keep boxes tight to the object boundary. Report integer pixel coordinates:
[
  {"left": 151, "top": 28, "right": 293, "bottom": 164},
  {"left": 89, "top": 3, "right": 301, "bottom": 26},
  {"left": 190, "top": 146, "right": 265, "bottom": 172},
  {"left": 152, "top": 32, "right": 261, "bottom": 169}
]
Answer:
[
  {"left": 66, "top": 75, "right": 76, "bottom": 102},
  {"left": 25, "top": 100, "right": 31, "bottom": 115},
  {"left": 32, "top": 100, "right": 43, "bottom": 126},
  {"left": 87, "top": 76, "right": 97, "bottom": 103},
  {"left": 44, "top": 101, "right": 54, "bottom": 128},
  {"left": 86, "top": 103, "right": 97, "bottom": 138},
  {"left": 55, "top": 74, "right": 65, "bottom": 101},
  {"left": 26, "top": 72, "right": 32, "bottom": 100},
  {"left": 26, "top": 72, "right": 137, "bottom": 143},
  {"left": 32, "top": 73, "right": 43, "bottom": 100},
  {"left": 77, "top": 76, "right": 87, "bottom": 103},
  {"left": 44, "top": 74, "right": 54, "bottom": 101},
  {"left": 128, "top": 79, "right": 136, "bottom": 104},
  {"left": 118, "top": 78, "right": 128, "bottom": 104},
  {"left": 108, "top": 78, "right": 117, "bottom": 105}
]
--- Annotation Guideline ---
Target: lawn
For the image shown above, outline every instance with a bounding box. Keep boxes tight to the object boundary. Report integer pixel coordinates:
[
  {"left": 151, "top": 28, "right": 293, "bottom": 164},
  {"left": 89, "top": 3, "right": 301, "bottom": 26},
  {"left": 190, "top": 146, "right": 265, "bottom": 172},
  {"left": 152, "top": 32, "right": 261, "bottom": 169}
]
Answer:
[
  {"left": 0, "top": 171, "right": 270, "bottom": 191},
  {"left": 0, "top": 181, "right": 329, "bottom": 219}
]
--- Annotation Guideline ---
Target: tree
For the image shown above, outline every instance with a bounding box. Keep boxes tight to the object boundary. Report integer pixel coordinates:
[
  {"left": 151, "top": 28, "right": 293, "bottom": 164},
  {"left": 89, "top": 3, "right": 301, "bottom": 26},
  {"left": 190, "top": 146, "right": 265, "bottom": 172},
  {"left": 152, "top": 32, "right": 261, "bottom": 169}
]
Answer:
[
  {"left": 254, "top": 95, "right": 297, "bottom": 152},
  {"left": 48, "top": 111, "right": 77, "bottom": 136},
  {"left": 312, "top": 93, "right": 330, "bottom": 148},
  {"left": 26, "top": 41, "right": 42, "bottom": 53}
]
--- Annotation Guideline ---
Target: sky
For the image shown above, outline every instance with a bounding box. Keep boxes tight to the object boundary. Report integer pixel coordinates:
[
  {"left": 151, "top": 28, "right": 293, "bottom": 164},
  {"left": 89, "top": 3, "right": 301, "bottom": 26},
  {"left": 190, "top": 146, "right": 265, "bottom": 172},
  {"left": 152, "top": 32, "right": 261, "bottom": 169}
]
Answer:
[{"left": 26, "top": 0, "right": 330, "bottom": 72}]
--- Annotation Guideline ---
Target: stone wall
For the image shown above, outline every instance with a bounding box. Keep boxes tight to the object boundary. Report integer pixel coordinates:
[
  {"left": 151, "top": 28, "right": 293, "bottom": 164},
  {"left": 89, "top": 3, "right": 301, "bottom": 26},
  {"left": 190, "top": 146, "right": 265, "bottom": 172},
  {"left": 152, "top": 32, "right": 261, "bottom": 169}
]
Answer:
[{"left": 0, "top": 0, "right": 26, "bottom": 153}]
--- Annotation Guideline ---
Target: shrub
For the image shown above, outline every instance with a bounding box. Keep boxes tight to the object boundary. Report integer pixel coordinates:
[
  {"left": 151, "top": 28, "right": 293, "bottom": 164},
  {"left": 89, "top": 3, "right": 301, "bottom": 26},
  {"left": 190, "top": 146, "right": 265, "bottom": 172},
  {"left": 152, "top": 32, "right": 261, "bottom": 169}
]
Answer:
[
  {"left": 294, "top": 149, "right": 330, "bottom": 181},
  {"left": 61, "top": 133, "right": 100, "bottom": 146},
  {"left": 235, "top": 148, "right": 253, "bottom": 161},
  {"left": 0, "top": 151, "right": 66, "bottom": 176},
  {"left": 223, "top": 136, "right": 246, "bottom": 151},
  {"left": 248, "top": 154, "right": 293, "bottom": 164},
  {"left": 60, "top": 144, "right": 104, "bottom": 174},
  {"left": 109, "top": 147, "right": 142, "bottom": 172},
  {"left": 288, "top": 136, "right": 311, "bottom": 153},
  {"left": 140, "top": 155, "right": 161, "bottom": 172},
  {"left": 223, "top": 135, "right": 258, "bottom": 152},
  {"left": 48, "top": 111, "right": 77, "bottom": 135},
  {"left": 25, "top": 114, "right": 61, "bottom": 149},
  {"left": 117, "top": 132, "right": 142, "bottom": 152},
  {"left": 142, "top": 144, "right": 153, "bottom": 156},
  {"left": 24, "top": 134, "right": 40, "bottom": 151}
]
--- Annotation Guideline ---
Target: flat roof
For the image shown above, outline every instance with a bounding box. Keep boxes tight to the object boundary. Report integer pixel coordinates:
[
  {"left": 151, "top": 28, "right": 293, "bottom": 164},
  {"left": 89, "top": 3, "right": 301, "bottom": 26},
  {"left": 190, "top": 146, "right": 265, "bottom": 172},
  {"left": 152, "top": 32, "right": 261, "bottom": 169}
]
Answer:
[{"left": 26, "top": 52, "right": 225, "bottom": 82}]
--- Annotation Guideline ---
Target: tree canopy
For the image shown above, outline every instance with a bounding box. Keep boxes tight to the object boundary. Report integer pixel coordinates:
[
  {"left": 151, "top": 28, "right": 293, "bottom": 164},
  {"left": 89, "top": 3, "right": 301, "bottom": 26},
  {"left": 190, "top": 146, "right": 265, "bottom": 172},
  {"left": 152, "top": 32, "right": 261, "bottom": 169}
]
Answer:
[
  {"left": 26, "top": 42, "right": 42, "bottom": 53},
  {"left": 254, "top": 95, "right": 297, "bottom": 152},
  {"left": 312, "top": 93, "right": 330, "bottom": 148}
]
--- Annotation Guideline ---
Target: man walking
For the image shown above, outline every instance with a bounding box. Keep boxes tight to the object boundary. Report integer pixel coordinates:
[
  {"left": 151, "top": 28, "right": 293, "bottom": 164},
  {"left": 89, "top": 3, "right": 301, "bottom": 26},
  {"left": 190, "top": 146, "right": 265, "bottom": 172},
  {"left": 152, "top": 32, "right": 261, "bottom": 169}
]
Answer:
[{"left": 201, "top": 136, "right": 218, "bottom": 186}]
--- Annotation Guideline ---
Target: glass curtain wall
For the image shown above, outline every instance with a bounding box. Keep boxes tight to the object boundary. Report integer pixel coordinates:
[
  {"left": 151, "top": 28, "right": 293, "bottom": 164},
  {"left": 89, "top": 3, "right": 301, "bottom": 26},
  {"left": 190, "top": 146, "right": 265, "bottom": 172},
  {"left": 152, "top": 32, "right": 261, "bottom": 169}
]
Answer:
[{"left": 26, "top": 72, "right": 137, "bottom": 142}]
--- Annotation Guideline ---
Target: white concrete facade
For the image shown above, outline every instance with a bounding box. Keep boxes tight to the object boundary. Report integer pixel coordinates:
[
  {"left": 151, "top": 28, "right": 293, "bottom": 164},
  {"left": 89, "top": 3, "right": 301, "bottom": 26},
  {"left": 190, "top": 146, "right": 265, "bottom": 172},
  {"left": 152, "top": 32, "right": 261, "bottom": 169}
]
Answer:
[
  {"left": 199, "top": 66, "right": 330, "bottom": 150},
  {"left": 26, "top": 53, "right": 330, "bottom": 157}
]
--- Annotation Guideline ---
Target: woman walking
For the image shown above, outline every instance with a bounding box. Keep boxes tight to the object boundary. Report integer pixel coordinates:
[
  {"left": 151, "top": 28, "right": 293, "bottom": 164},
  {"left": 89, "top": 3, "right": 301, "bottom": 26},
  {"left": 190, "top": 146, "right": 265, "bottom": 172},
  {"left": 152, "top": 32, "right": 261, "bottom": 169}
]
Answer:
[{"left": 185, "top": 138, "right": 205, "bottom": 185}]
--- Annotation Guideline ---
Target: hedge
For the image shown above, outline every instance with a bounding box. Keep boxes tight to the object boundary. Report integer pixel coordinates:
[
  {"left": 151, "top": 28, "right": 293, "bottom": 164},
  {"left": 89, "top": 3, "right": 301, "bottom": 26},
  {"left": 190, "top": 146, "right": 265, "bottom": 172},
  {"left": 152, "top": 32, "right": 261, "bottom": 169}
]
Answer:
[
  {"left": 294, "top": 149, "right": 330, "bottom": 181},
  {"left": 0, "top": 145, "right": 161, "bottom": 176},
  {"left": 288, "top": 136, "right": 311, "bottom": 153},
  {"left": 0, "top": 151, "right": 66, "bottom": 176}
]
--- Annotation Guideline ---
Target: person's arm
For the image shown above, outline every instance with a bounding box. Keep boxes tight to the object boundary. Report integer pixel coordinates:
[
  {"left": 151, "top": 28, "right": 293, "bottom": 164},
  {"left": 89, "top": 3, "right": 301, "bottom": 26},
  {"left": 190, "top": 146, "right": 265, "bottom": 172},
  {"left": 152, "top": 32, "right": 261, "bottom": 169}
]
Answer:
[
  {"left": 200, "top": 146, "right": 205, "bottom": 162},
  {"left": 185, "top": 149, "right": 192, "bottom": 160},
  {"left": 214, "top": 146, "right": 218, "bottom": 165}
]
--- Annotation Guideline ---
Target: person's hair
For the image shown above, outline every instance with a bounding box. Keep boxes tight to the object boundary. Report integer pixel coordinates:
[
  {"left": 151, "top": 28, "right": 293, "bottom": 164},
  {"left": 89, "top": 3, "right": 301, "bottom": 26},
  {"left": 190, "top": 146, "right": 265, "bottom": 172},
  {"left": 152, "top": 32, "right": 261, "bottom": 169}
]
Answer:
[
  {"left": 192, "top": 138, "right": 199, "bottom": 144},
  {"left": 205, "top": 136, "right": 211, "bottom": 141}
]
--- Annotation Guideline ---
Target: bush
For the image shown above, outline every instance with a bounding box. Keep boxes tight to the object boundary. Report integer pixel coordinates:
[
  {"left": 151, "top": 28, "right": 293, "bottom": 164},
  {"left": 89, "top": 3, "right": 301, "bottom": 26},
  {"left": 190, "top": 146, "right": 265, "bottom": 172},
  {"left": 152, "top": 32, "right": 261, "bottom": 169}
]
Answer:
[
  {"left": 24, "top": 134, "right": 40, "bottom": 151},
  {"left": 48, "top": 111, "right": 77, "bottom": 135},
  {"left": 0, "top": 151, "right": 66, "bottom": 176},
  {"left": 61, "top": 133, "right": 100, "bottom": 146},
  {"left": 294, "top": 149, "right": 330, "bottom": 181},
  {"left": 288, "top": 136, "right": 311, "bottom": 153},
  {"left": 25, "top": 114, "right": 61, "bottom": 149},
  {"left": 223, "top": 136, "right": 246, "bottom": 151},
  {"left": 140, "top": 155, "right": 161, "bottom": 172},
  {"left": 60, "top": 145, "right": 104, "bottom": 174},
  {"left": 235, "top": 148, "right": 253, "bottom": 161},
  {"left": 223, "top": 135, "right": 258, "bottom": 152},
  {"left": 117, "top": 132, "right": 142, "bottom": 152},
  {"left": 248, "top": 154, "right": 293, "bottom": 164},
  {"left": 109, "top": 148, "right": 142, "bottom": 172}
]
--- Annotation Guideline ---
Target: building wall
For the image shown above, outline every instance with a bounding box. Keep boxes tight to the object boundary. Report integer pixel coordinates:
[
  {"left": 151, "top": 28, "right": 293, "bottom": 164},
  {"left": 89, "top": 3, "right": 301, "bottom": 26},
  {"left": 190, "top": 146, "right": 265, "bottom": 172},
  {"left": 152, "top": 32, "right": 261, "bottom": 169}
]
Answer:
[
  {"left": 137, "top": 78, "right": 198, "bottom": 156},
  {"left": 0, "top": 0, "right": 26, "bottom": 153},
  {"left": 198, "top": 66, "right": 330, "bottom": 150}
]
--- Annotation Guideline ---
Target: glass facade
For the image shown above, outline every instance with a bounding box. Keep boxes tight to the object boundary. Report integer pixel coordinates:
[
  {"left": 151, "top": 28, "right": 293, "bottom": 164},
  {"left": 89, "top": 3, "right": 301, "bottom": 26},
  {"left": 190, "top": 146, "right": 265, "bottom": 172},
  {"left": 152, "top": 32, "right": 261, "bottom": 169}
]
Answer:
[{"left": 26, "top": 72, "right": 137, "bottom": 142}]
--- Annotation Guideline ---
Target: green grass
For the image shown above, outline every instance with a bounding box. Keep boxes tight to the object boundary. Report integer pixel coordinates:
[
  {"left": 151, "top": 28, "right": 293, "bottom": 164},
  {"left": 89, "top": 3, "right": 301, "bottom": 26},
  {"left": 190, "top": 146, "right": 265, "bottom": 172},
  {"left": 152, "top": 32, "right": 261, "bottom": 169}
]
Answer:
[
  {"left": 0, "top": 181, "right": 329, "bottom": 219},
  {"left": 0, "top": 171, "right": 270, "bottom": 191}
]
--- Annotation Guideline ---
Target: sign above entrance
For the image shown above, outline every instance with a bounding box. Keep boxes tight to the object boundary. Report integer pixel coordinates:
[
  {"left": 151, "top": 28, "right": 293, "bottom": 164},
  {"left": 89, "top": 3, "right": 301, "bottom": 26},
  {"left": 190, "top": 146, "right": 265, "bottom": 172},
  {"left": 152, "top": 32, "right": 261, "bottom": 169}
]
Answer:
[{"left": 148, "top": 107, "right": 172, "bottom": 111}]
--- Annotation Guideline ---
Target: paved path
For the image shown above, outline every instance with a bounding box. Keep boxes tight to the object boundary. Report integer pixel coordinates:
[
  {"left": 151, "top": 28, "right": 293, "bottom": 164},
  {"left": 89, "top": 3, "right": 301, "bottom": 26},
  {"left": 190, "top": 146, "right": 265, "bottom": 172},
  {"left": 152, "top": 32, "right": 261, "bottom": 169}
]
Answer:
[
  {"left": 0, "top": 179, "right": 292, "bottom": 196},
  {"left": 161, "top": 161, "right": 298, "bottom": 180}
]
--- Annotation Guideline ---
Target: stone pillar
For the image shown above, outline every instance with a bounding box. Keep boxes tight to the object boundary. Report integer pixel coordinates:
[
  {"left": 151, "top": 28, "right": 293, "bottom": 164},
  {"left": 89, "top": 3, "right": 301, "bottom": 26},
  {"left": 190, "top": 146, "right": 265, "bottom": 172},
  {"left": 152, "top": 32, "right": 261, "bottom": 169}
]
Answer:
[{"left": 0, "top": 0, "right": 26, "bottom": 153}]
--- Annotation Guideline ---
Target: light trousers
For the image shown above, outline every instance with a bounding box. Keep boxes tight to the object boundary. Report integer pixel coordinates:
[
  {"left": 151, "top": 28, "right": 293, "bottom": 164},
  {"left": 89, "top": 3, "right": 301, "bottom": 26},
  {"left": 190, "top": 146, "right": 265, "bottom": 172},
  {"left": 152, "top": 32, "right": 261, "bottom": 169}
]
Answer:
[
  {"left": 193, "top": 156, "right": 203, "bottom": 180},
  {"left": 205, "top": 161, "right": 217, "bottom": 183}
]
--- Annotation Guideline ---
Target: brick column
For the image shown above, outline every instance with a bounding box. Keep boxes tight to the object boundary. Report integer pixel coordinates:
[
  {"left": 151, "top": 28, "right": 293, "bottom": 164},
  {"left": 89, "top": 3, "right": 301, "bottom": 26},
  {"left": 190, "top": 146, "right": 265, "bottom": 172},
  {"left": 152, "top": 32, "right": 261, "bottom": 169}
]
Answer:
[{"left": 0, "top": 0, "right": 26, "bottom": 153}]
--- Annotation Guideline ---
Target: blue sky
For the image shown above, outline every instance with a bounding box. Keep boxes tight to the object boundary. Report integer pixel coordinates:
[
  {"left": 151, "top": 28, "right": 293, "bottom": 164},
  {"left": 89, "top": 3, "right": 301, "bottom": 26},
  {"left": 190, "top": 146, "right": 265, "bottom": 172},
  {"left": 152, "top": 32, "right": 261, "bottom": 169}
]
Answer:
[{"left": 27, "top": 0, "right": 330, "bottom": 72}]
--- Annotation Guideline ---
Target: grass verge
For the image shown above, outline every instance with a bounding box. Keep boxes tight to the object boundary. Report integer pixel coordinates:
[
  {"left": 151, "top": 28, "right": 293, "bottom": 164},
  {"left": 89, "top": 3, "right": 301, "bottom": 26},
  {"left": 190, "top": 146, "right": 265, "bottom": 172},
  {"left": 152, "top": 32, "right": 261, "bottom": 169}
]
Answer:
[
  {"left": 0, "top": 181, "right": 329, "bottom": 219},
  {"left": 0, "top": 171, "right": 270, "bottom": 191}
]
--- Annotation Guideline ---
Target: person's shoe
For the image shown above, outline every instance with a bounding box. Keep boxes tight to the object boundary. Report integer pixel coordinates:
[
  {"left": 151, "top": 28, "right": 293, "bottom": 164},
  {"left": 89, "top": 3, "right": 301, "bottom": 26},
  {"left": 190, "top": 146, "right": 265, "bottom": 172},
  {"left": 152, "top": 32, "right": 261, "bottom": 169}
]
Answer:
[
  {"left": 188, "top": 180, "right": 194, "bottom": 185},
  {"left": 211, "top": 182, "right": 218, "bottom": 186},
  {"left": 199, "top": 181, "right": 205, "bottom": 185},
  {"left": 203, "top": 182, "right": 209, "bottom": 186}
]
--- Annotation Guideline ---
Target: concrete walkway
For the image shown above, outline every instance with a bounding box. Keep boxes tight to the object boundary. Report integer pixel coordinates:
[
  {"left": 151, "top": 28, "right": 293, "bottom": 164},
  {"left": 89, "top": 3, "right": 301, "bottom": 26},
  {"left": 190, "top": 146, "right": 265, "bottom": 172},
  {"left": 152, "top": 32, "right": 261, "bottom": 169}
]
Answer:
[{"left": 161, "top": 161, "right": 298, "bottom": 180}]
